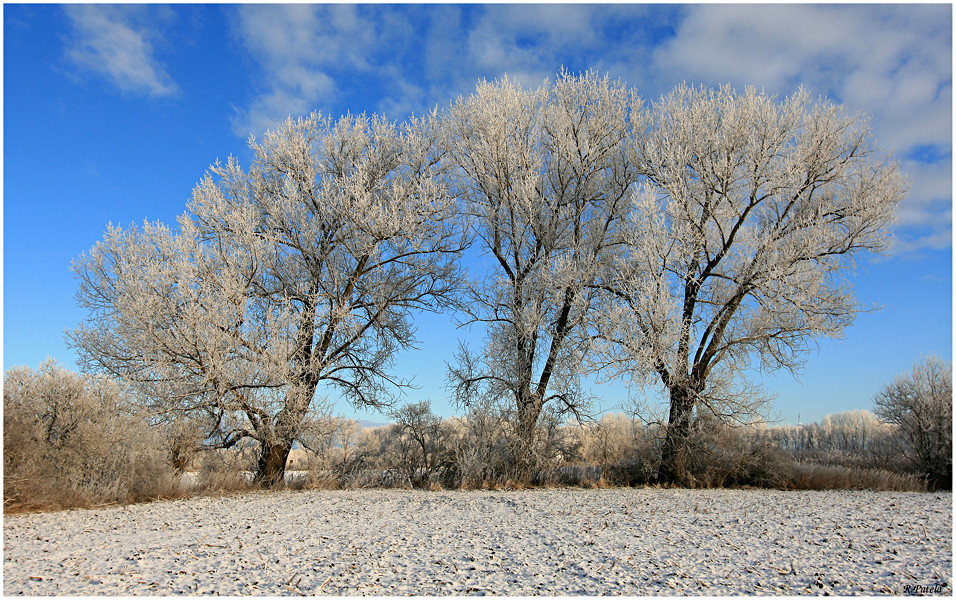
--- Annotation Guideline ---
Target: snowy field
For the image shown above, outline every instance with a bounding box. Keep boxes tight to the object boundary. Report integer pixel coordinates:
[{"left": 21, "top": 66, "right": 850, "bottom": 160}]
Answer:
[{"left": 3, "top": 488, "right": 951, "bottom": 595}]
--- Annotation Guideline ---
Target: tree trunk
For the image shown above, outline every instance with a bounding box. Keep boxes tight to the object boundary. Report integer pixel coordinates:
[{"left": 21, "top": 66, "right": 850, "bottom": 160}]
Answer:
[
  {"left": 255, "top": 440, "right": 293, "bottom": 487},
  {"left": 658, "top": 385, "right": 696, "bottom": 485},
  {"left": 513, "top": 391, "right": 544, "bottom": 481},
  {"left": 929, "top": 459, "right": 953, "bottom": 491},
  {"left": 253, "top": 379, "right": 316, "bottom": 487}
]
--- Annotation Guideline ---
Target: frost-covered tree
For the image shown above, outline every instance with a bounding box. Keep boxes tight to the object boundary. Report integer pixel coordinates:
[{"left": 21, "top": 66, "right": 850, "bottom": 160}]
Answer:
[
  {"left": 391, "top": 400, "right": 447, "bottom": 477},
  {"left": 443, "top": 71, "right": 640, "bottom": 473},
  {"left": 600, "top": 84, "right": 905, "bottom": 484},
  {"left": 821, "top": 409, "right": 883, "bottom": 452},
  {"left": 874, "top": 356, "right": 952, "bottom": 490},
  {"left": 70, "top": 111, "right": 466, "bottom": 486}
]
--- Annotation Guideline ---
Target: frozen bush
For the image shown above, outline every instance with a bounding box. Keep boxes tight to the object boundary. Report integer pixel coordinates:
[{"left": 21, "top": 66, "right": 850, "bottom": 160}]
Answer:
[
  {"left": 3, "top": 360, "right": 179, "bottom": 511},
  {"left": 195, "top": 446, "right": 257, "bottom": 492},
  {"left": 164, "top": 417, "right": 206, "bottom": 474},
  {"left": 388, "top": 401, "right": 455, "bottom": 487},
  {"left": 572, "top": 413, "right": 660, "bottom": 485}
]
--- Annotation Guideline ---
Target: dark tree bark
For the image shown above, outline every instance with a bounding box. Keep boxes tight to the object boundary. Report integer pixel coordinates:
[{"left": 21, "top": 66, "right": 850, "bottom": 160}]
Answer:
[
  {"left": 657, "top": 384, "right": 697, "bottom": 485},
  {"left": 256, "top": 441, "right": 293, "bottom": 486}
]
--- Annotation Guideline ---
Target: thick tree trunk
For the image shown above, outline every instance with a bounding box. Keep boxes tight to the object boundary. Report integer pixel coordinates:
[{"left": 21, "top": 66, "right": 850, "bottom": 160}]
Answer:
[
  {"left": 255, "top": 440, "right": 293, "bottom": 487},
  {"left": 929, "top": 461, "right": 953, "bottom": 492},
  {"left": 252, "top": 382, "right": 314, "bottom": 487},
  {"left": 513, "top": 391, "right": 544, "bottom": 481},
  {"left": 658, "top": 385, "right": 696, "bottom": 485}
]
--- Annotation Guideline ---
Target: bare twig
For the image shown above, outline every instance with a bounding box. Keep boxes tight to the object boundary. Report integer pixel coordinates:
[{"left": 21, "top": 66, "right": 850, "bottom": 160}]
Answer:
[{"left": 284, "top": 584, "right": 306, "bottom": 596}]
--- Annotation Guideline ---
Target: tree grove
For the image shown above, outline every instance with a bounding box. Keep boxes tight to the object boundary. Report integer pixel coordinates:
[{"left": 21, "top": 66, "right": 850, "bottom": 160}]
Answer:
[{"left": 71, "top": 76, "right": 904, "bottom": 486}]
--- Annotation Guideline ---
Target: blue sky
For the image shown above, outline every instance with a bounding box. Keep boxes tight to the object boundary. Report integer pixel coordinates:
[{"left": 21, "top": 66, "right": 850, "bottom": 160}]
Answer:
[{"left": 3, "top": 4, "right": 952, "bottom": 426}]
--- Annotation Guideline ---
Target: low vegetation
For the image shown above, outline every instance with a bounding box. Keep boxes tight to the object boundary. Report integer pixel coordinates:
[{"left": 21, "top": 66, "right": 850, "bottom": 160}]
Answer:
[
  {"left": 5, "top": 360, "right": 944, "bottom": 513},
  {"left": 3, "top": 360, "right": 182, "bottom": 512}
]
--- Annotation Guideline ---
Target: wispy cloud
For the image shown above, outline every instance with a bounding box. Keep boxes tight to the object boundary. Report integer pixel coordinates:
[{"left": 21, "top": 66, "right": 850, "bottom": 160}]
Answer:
[
  {"left": 231, "top": 4, "right": 377, "bottom": 137},
  {"left": 452, "top": 5, "right": 676, "bottom": 92},
  {"left": 229, "top": 5, "right": 672, "bottom": 136},
  {"left": 652, "top": 5, "right": 951, "bottom": 144},
  {"left": 464, "top": 5, "right": 596, "bottom": 86},
  {"left": 226, "top": 4, "right": 949, "bottom": 254},
  {"left": 64, "top": 5, "right": 177, "bottom": 98}
]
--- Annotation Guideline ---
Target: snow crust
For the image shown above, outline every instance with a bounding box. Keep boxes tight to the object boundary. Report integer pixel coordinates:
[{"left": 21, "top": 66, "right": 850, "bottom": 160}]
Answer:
[{"left": 3, "top": 488, "right": 951, "bottom": 595}]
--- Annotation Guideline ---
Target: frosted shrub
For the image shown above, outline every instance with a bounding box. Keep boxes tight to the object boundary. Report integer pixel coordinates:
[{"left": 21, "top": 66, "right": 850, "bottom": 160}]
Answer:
[
  {"left": 682, "top": 418, "right": 790, "bottom": 488},
  {"left": 446, "top": 405, "right": 520, "bottom": 488},
  {"left": 3, "top": 360, "right": 179, "bottom": 511},
  {"left": 386, "top": 401, "right": 456, "bottom": 487},
  {"left": 572, "top": 413, "right": 659, "bottom": 485},
  {"left": 196, "top": 446, "right": 257, "bottom": 492}
]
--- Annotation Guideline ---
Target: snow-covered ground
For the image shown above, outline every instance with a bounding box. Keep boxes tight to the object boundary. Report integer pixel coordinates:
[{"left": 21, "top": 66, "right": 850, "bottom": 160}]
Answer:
[{"left": 3, "top": 488, "right": 951, "bottom": 595}]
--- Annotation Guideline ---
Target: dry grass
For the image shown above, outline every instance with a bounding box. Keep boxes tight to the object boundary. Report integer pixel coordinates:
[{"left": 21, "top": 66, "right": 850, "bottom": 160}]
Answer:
[
  {"left": 783, "top": 462, "right": 927, "bottom": 492},
  {"left": 3, "top": 362, "right": 934, "bottom": 516}
]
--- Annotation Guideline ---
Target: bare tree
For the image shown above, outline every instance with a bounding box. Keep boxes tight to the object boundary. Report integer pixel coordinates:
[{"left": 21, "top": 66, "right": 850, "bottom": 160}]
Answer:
[
  {"left": 391, "top": 400, "right": 447, "bottom": 480},
  {"left": 821, "top": 410, "right": 883, "bottom": 453},
  {"left": 874, "top": 356, "right": 952, "bottom": 490},
  {"left": 443, "top": 71, "right": 640, "bottom": 474},
  {"left": 600, "top": 84, "right": 905, "bottom": 484},
  {"left": 579, "top": 413, "right": 643, "bottom": 478},
  {"left": 295, "top": 413, "right": 341, "bottom": 467},
  {"left": 70, "top": 111, "right": 466, "bottom": 486}
]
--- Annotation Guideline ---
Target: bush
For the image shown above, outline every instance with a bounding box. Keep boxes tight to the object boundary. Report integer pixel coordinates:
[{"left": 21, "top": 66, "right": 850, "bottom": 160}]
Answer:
[
  {"left": 445, "top": 404, "right": 515, "bottom": 489},
  {"left": 3, "top": 360, "right": 181, "bottom": 511},
  {"left": 662, "top": 415, "right": 790, "bottom": 488},
  {"left": 387, "top": 401, "right": 456, "bottom": 488},
  {"left": 192, "top": 444, "right": 258, "bottom": 492},
  {"left": 874, "top": 356, "right": 953, "bottom": 491},
  {"left": 8, "top": 358, "right": 933, "bottom": 511},
  {"left": 572, "top": 414, "right": 660, "bottom": 486}
]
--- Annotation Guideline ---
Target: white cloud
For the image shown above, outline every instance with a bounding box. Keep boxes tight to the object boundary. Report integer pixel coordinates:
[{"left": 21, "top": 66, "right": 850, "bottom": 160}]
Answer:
[
  {"left": 230, "top": 5, "right": 671, "bottom": 135},
  {"left": 230, "top": 4, "right": 659, "bottom": 137},
  {"left": 231, "top": 4, "right": 381, "bottom": 137},
  {"left": 226, "top": 4, "right": 951, "bottom": 254},
  {"left": 64, "top": 5, "right": 177, "bottom": 98},
  {"left": 887, "top": 157, "right": 953, "bottom": 257},
  {"left": 463, "top": 5, "right": 610, "bottom": 87},
  {"left": 888, "top": 226, "right": 952, "bottom": 256}
]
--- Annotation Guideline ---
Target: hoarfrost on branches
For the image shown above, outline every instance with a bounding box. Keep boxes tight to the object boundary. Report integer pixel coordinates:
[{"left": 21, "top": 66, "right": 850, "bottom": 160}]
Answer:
[
  {"left": 68, "top": 74, "right": 906, "bottom": 487},
  {"left": 443, "top": 71, "right": 640, "bottom": 472},
  {"left": 70, "top": 111, "right": 466, "bottom": 485},
  {"left": 874, "top": 356, "right": 952, "bottom": 490},
  {"left": 598, "top": 84, "right": 905, "bottom": 483}
]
